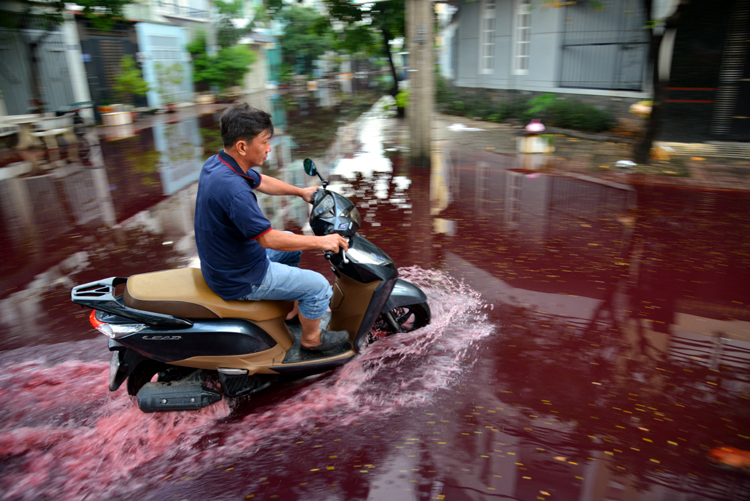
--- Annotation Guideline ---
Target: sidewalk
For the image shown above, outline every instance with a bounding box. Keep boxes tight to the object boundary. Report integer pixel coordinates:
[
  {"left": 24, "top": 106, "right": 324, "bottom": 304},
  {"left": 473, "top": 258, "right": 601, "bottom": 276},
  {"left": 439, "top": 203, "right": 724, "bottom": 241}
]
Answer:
[{"left": 391, "top": 113, "right": 750, "bottom": 191}]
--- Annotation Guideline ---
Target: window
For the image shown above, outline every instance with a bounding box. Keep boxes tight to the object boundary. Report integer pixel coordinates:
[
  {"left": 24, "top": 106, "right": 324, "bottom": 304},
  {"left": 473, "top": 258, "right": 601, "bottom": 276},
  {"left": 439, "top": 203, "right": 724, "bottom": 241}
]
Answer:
[
  {"left": 512, "top": 0, "right": 531, "bottom": 75},
  {"left": 479, "top": 0, "right": 496, "bottom": 74}
]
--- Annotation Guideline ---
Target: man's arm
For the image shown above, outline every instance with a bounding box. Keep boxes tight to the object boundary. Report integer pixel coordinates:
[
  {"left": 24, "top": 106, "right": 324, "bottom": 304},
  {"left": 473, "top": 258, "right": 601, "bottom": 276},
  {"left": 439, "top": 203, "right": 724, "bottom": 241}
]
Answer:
[
  {"left": 256, "top": 174, "right": 318, "bottom": 203},
  {"left": 256, "top": 229, "right": 348, "bottom": 253}
]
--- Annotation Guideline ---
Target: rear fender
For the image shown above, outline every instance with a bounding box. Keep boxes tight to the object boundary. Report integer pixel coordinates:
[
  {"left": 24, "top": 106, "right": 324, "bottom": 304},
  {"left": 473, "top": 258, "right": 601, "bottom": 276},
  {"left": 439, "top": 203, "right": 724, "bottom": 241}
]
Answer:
[{"left": 107, "top": 340, "right": 150, "bottom": 392}]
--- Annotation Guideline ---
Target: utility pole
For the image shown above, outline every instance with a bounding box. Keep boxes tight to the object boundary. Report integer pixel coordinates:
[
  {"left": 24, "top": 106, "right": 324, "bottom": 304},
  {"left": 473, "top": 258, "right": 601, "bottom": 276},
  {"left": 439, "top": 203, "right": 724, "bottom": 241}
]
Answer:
[{"left": 406, "top": 0, "right": 434, "bottom": 168}]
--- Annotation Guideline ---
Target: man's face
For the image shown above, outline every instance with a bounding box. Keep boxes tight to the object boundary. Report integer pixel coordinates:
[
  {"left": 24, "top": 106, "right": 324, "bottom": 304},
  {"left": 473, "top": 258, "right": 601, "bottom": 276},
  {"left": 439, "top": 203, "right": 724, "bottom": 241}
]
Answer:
[{"left": 246, "top": 129, "right": 272, "bottom": 167}]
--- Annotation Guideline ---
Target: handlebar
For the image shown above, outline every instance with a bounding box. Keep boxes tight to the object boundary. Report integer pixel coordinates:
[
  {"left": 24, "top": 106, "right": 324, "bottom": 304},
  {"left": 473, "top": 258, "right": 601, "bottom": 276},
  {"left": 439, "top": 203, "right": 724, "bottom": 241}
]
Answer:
[{"left": 324, "top": 238, "right": 350, "bottom": 264}]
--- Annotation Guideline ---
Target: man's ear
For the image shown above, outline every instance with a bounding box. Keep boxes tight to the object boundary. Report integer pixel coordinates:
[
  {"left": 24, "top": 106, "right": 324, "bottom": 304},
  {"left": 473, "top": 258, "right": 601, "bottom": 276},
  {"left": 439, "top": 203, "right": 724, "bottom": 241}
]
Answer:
[{"left": 234, "top": 139, "right": 247, "bottom": 156}]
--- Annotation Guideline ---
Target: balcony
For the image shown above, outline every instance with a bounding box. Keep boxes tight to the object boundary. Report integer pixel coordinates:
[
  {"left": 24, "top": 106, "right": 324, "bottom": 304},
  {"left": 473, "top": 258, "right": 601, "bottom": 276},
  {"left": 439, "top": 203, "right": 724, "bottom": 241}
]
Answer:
[{"left": 156, "top": 1, "right": 209, "bottom": 21}]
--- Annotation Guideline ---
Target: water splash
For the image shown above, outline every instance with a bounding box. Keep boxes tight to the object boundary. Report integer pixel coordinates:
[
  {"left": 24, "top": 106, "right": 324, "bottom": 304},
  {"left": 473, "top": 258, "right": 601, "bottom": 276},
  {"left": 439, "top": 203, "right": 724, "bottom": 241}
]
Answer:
[
  {"left": 0, "top": 268, "right": 491, "bottom": 500},
  {"left": 0, "top": 352, "right": 231, "bottom": 501},
  {"left": 205, "top": 267, "right": 493, "bottom": 462}
]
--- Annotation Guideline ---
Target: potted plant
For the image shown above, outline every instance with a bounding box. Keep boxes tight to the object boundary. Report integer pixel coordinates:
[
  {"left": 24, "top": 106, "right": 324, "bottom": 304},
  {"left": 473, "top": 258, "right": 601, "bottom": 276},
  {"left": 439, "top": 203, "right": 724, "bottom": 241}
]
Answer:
[
  {"left": 114, "top": 55, "right": 149, "bottom": 112},
  {"left": 99, "top": 55, "right": 149, "bottom": 126},
  {"left": 155, "top": 62, "right": 185, "bottom": 112}
]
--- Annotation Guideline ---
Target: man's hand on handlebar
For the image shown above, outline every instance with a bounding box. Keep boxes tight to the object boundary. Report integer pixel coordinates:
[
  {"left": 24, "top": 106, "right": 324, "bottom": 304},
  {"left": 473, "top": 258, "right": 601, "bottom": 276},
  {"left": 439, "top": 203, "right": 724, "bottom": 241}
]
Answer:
[
  {"left": 319, "top": 233, "right": 348, "bottom": 254},
  {"left": 299, "top": 186, "right": 320, "bottom": 204}
]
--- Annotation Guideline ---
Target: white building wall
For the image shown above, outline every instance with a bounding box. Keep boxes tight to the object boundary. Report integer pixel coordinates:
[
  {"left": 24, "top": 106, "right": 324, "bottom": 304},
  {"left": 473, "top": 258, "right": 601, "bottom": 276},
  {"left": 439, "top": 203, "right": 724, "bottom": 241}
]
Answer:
[
  {"left": 455, "top": 0, "right": 482, "bottom": 88},
  {"left": 513, "top": 2, "right": 560, "bottom": 92},
  {"left": 453, "top": 0, "right": 650, "bottom": 99}
]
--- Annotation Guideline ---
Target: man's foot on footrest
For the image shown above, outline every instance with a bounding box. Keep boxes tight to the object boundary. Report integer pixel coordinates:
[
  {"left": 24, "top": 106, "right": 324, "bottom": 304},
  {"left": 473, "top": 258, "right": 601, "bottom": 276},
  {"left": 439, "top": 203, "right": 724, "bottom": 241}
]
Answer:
[{"left": 301, "top": 329, "right": 349, "bottom": 352}]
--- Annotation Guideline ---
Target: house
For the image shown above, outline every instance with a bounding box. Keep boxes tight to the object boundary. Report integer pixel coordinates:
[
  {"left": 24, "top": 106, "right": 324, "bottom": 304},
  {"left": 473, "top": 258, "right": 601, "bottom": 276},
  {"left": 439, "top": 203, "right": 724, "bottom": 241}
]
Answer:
[
  {"left": 0, "top": 1, "right": 202, "bottom": 116},
  {"left": 444, "top": 0, "right": 652, "bottom": 115},
  {"left": 0, "top": 5, "right": 87, "bottom": 116},
  {"left": 83, "top": 0, "right": 207, "bottom": 109},
  {"left": 442, "top": 0, "right": 750, "bottom": 143}
]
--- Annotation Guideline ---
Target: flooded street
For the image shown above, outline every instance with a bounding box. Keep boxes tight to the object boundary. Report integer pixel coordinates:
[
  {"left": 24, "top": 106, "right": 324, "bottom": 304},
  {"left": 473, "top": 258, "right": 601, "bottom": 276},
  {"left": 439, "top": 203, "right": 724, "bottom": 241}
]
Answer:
[{"left": 1, "top": 93, "right": 750, "bottom": 500}]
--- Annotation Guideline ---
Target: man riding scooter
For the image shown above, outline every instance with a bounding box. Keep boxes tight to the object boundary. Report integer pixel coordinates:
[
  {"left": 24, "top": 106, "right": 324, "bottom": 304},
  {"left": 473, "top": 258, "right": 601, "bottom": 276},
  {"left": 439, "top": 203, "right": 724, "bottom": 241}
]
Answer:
[{"left": 194, "top": 103, "right": 350, "bottom": 352}]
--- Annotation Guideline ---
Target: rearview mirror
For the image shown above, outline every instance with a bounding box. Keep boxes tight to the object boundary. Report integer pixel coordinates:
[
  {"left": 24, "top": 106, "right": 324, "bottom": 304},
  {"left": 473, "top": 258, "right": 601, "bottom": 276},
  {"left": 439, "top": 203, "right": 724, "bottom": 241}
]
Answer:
[{"left": 303, "top": 158, "right": 317, "bottom": 177}]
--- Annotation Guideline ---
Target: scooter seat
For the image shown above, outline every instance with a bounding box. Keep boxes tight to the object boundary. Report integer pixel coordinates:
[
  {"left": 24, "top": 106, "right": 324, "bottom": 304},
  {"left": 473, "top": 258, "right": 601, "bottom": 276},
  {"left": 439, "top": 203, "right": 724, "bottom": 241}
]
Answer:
[{"left": 123, "top": 268, "right": 293, "bottom": 321}]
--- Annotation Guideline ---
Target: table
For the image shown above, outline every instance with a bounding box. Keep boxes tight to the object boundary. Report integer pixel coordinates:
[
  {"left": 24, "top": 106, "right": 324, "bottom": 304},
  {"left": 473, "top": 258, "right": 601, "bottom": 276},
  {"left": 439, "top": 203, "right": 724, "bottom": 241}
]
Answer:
[{"left": 0, "top": 114, "right": 42, "bottom": 150}]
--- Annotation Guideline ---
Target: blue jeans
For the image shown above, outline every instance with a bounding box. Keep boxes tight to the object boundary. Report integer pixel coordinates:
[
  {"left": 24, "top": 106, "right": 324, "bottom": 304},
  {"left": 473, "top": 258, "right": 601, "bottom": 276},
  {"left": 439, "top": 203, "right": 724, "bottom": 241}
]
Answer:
[{"left": 238, "top": 249, "right": 332, "bottom": 320}]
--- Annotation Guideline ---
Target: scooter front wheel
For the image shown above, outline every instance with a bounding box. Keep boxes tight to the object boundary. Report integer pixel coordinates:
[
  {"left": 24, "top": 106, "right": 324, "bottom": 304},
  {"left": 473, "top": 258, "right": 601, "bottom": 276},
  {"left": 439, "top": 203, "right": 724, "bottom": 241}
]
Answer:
[{"left": 372, "top": 302, "right": 431, "bottom": 338}]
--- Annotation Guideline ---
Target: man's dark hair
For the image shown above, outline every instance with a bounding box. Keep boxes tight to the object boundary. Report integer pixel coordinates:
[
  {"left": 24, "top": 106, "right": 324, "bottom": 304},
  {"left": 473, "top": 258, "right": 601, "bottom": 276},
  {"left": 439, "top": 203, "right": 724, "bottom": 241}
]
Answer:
[{"left": 220, "top": 103, "right": 274, "bottom": 148}]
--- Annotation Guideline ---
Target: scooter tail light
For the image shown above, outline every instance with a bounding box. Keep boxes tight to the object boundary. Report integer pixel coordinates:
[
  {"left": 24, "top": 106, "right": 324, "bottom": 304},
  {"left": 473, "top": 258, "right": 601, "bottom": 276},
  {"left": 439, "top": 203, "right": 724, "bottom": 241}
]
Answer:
[
  {"left": 88, "top": 310, "right": 147, "bottom": 338},
  {"left": 90, "top": 310, "right": 114, "bottom": 338}
]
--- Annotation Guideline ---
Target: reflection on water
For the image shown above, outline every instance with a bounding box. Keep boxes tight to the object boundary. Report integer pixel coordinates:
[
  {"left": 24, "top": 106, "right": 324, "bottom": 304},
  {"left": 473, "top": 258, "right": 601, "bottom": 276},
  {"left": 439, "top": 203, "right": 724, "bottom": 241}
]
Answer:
[
  {"left": 0, "top": 95, "right": 749, "bottom": 500},
  {"left": 153, "top": 118, "right": 204, "bottom": 196}
]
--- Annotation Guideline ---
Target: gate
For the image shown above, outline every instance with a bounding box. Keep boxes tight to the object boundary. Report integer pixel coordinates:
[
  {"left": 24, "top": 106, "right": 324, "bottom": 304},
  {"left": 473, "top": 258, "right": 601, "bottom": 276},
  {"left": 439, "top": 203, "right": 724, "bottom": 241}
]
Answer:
[
  {"left": 558, "top": 0, "right": 649, "bottom": 92},
  {"left": 77, "top": 19, "right": 143, "bottom": 109},
  {"left": 0, "top": 13, "right": 75, "bottom": 115}
]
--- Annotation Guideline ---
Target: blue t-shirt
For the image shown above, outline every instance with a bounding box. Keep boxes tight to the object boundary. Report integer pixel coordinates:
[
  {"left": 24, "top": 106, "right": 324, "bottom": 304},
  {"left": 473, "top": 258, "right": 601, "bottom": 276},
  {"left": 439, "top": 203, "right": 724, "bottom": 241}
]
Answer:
[{"left": 194, "top": 151, "right": 272, "bottom": 300}]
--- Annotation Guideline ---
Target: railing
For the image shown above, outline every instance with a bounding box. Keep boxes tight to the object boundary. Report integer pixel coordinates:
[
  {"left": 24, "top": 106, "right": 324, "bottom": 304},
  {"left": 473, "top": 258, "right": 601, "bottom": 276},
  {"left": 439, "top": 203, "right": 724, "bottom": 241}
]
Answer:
[{"left": 156, "top": 1, "right": 209, "bottom": 20}]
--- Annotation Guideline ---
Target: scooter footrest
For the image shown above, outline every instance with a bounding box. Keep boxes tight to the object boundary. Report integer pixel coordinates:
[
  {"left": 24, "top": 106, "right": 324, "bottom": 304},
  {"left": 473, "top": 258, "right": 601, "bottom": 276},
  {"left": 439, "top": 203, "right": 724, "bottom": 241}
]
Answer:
[
  {"left": 136, "top": 381, "right": 221, "bottom": 412},
  {"left": 218, "top": 372, "right": 272, "bottom": 398}
]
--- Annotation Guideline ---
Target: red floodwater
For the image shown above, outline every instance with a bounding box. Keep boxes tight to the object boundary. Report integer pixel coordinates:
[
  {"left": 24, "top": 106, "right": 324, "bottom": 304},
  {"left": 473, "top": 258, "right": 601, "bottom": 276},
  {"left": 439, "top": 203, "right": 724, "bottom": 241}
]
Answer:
[{"left": 0, "top": 268, "right": 489, "bottom": 501}]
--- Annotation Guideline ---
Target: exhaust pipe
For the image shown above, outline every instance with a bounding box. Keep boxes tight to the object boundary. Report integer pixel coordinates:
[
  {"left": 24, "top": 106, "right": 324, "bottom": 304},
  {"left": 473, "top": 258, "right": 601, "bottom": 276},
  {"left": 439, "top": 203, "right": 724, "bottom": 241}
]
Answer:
[{"left": 136, "top": 381, "right": 222, "bottom": 412}]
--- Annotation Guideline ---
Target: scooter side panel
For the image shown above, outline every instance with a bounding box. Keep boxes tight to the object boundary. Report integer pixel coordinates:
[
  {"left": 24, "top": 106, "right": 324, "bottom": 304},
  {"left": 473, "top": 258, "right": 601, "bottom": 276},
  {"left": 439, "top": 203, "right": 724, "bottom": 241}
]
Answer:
[
  {"left": 327, "top": 274, "right": 380, "bottom": 340},
  {"left": 117, "top": 319, "right": 277, "bottom": 363},
  {"left": 253, "top": 318, "right": 294, "bottom": 353},
  {"left": 166, "top": 346, "right": 288, "bottom": 374},
  {"left": 166, "top": 317, "right": 296, "bottom": 371}
]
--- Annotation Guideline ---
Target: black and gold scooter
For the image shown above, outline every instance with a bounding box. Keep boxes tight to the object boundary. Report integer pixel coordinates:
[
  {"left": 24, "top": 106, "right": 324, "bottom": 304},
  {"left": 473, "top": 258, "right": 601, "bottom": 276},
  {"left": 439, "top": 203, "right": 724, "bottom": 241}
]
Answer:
[{"left": 71, "top": 159, "right": 430, "bottom": 413}]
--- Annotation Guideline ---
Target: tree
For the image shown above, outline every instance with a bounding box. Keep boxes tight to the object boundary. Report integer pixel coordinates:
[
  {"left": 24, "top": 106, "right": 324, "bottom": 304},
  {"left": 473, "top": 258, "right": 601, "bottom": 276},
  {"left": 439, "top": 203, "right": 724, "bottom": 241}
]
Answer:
[
  {"left": 263, "top": 0, "right": 405, "bottom": 97},
  {"left": 277, "top": 5, "right": 334, "bottom": 77},
  {"left": 321, "top": 0, "right": 405, "bottom": 98},
  {"left": 188, "top": 31, "right": 257, "bottom": 92},
  {"left": 213, "top": 0, "right": 249, "bottom": 49},
  {"left": 2, "top": 0, "right": 133, "bottom": 113},
  {"left": 633, "top": 0, "right": 684, "bottom": 164}
]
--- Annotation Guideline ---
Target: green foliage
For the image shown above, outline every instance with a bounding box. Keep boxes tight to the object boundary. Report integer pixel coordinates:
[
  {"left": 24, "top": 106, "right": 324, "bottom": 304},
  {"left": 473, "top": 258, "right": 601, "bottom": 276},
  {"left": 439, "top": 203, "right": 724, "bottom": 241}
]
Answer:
[
  {"left": 214, "top": 0, "right": 244, "bottom": 17},
  {"left": 113, "top": 55, "right": 148, "bottom": 105},
  {"left": 279, "top": 63, "right": 296, "bottom": 85},
  {"left": 336, "top": 24, "right": 380, "bottom": 58},
  {"left": 187, "top": 30, "right": 207, "bottom": 56},
  {"left": 193, "top": 45, "right": 256, "bottom": 91},
  {"left": 395, "top": 89, "right": 409, "bottom": 109},
  {"left": 545, "top": 98, "right": 615, "bottom": 132},
  {"left": 216, "top": 17, "right": 242, "bottom": 49},
  {"left": 321, "top": 0, "right": 405, "bottom": 41},
  {"left": 278, "top": 6, "right": 334, "bottom": 76},
  {"left": 7, "top": 0, "right": 132, "bottom": 31},
  {"left": 435, "top": 74, "right": 615, "bottom": 133},
  {"left": 525, "top": 93, "right": 557, "bottom": 116},
  {"left": 318, "top": 0, "right": 405, "bottom": 93}
]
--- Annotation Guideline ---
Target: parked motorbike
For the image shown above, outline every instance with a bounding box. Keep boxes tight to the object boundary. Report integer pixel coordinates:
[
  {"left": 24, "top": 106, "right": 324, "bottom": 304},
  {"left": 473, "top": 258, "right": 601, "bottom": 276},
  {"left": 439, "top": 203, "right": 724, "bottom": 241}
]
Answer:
[{"left": 71, "top": 159, "right": 430, "bottom": 413}]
